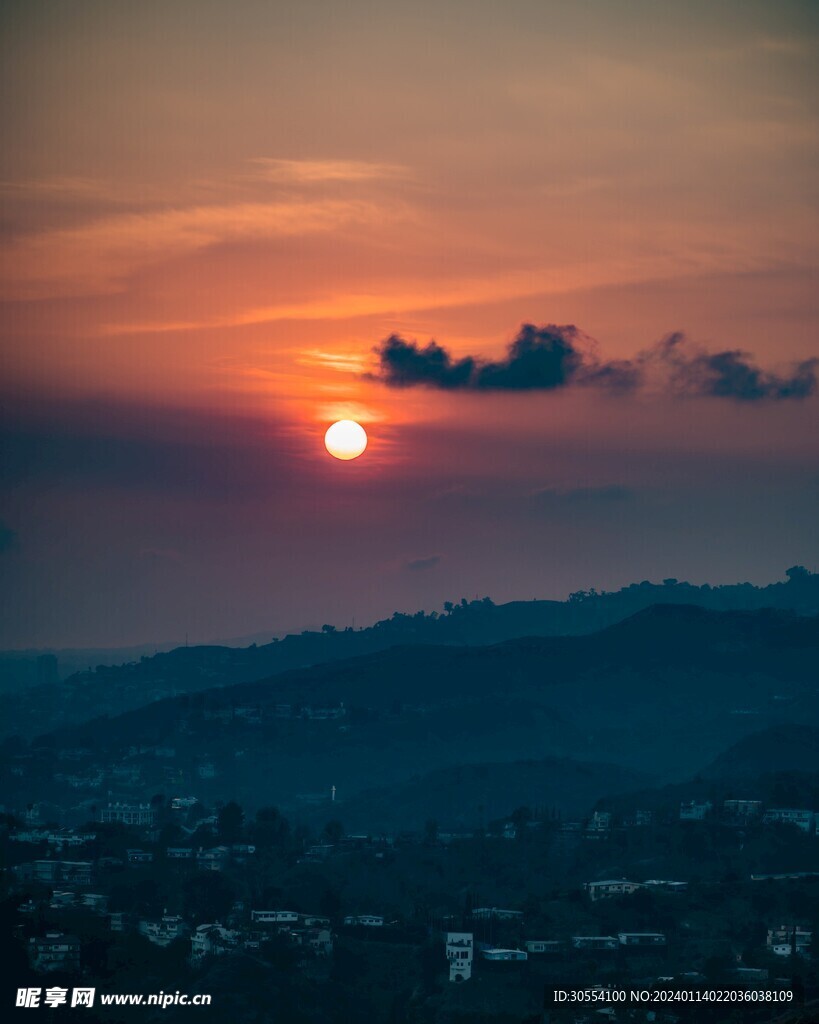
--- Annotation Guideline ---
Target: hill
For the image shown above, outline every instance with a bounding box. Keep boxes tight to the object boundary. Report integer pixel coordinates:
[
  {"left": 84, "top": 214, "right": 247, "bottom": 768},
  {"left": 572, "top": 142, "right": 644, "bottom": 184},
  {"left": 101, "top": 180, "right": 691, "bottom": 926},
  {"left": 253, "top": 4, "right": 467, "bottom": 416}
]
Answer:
[
  {"left": 3, "top": 605, "right": 817, "bottom": 820},
  {"left": 1, "top": 567, "right": 816, "bottom": 740}
]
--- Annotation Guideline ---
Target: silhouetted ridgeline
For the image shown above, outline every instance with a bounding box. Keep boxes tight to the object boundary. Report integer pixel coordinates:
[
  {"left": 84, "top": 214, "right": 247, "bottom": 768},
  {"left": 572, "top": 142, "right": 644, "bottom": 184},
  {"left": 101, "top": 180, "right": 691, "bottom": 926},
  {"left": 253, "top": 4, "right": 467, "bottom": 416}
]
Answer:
[{"left": 0, "top": 567, "right": 816, "bottom": 739}]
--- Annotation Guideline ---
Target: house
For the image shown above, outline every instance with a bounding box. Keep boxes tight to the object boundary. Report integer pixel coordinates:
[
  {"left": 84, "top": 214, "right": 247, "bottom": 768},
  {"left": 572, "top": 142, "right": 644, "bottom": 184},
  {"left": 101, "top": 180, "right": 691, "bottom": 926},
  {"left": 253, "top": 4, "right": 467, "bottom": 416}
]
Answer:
[
  {"left": 197, "top": 762, "right": 217, "bottom": 779},
  {"left": 762, "top": 808, "right": 815, "bottom": 833},
  {"left": 343, "top": 914, "right": 384, "bottom": 927},
  {"left": 571, "top": 936, "right": 619, "bottom": 950},
  {"left": 251, "top": 910, "right": 299, "bottom": 925},
  {"left": 196, "top": 846, "right": 230, "bottom": 871},
  {"left": 33, "top": 860, "right": 93, "bottom": 886},
  {"left": 644, "top": 879, "right": 688, "bottom": 893},
  {"left": 100, "top": 802, "right": 156, "bottom": 826},
  {"left": 171, "top": 797, "right": 199, "bottom": 810},
  {"left": 723, "top": 799, "right": 762, "bottom": 820},
  {"left": 81, "top": 893, "right": 108, "bottom": 913},
  {"left": 138, "top": 914, "right": 188, "bottom": 947},
  {"left": 679, "top": 800, "right": 712, "bottom": 821},
  {"left": 767, "top": 925, "right": 812, "bottom": 956},
  {"left": 525, "top": 940, "right": 564, "bottom": 954},
  {"left": 584, "top": 879, "right": 643, "bottom": 901},
  {"left": 480, "top": 947, "right": 527, "bottom": 961},
  {"left": 587, "top": 811, "right": 612, "bottom": 832},
  {"left": 190, "top": 923, "right": 240, "bottom": 959},
  {"left": 618, "top": 932, "right": 667, "bottom": 947},
  {"left": 446, "top": 932, "right": 474, "bottom": 982},
  {"left": 166, "top": 847, "right": 194, "bottom": 859},
  {"left": 471, "top": 907, "right": 523, "bottom": 920},
  {"left": 299, "top": 927, "right": 334, "bottom": 955},
  {"left": 126, "top": 848, "right": 154, "bottom": 864},
  {"left": 29, "top": 933, "right": 81, "bottom": 972}
]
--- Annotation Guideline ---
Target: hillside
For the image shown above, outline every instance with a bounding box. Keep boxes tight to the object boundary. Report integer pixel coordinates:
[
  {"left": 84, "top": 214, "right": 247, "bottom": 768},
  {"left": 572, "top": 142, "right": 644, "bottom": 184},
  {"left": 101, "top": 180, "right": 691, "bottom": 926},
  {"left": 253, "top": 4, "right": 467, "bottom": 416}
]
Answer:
[
  {"left": 2, "top": 567, "right": 816, "bottom": 740},
  {"left": 3, "top": 605, "right": 817, "bottom": 820},
  {"left": 702, "top": 724, "right": 819, "bottom": 779}
]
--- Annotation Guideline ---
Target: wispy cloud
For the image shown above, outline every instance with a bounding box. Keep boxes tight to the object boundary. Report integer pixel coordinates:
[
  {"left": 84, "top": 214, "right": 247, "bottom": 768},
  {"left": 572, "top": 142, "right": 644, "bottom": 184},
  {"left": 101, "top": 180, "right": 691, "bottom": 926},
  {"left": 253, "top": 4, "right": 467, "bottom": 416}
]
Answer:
[{"left": 251, "top": 158, "right": 410, "bottom": 184}]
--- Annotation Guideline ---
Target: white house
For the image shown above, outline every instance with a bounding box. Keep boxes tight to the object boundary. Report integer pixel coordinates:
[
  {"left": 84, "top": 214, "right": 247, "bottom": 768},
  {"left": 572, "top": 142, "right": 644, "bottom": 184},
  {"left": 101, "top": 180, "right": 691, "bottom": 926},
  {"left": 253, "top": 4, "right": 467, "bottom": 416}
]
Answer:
[
  {"left": 343, "top": 914, "right": 384, "bottom": 927},
  {"left": 571, "top": 936, "right": 619, "bottom": 950},
  {"left": 618, "top": 932, "right": 666, "bottom": 947},
  {"left": 190, "top": 923, "right": 240, "bottom": 959},
  {"left": 481, "top": 947, "right": 527, "bottom": 961},
  {"left": 138, "top": 914, "right": 188, "bottom": 947},
  {"left": 446, "top": 932, "right": 473, "bottom": 982},
  {"left": 679, "top": 801, "right": 712, "bottom": 821}
]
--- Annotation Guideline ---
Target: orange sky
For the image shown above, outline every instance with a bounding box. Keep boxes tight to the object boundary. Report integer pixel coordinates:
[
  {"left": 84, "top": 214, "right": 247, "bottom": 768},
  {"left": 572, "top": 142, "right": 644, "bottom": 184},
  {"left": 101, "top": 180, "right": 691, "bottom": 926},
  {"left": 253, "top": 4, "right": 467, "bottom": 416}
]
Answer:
[{"left": 1, "top": 0, "right": 818, "bottom": 647}]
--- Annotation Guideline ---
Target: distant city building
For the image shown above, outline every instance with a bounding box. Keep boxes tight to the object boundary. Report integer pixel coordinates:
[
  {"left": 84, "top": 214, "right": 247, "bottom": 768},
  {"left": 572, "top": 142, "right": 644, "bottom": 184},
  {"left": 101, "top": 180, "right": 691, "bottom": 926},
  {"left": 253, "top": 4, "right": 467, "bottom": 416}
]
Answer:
[
  {"left": 446, "top": 932, "right": 473, "bottom": 982},
  {"left": 343, "top": 914, "right": 384, "bottom": 927}
]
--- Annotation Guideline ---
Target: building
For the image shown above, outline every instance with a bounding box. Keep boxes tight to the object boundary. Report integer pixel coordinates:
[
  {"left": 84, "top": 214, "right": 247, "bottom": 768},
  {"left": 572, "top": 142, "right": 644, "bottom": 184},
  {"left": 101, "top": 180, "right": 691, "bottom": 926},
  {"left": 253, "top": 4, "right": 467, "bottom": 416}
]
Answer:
[
  {"left": 723, "top": 799, "right": 762, "bottom": 820},
  {"left": 524, "top": 940, "right": 564, "bottom": 954},
  {"left": 644, "top": 879, "right": 688, "bottom": 893},
  {"left": 138, "top": 915, "right": 188, "bottom": 947},
  {"left": 679, "top": 801, "right": 712, "bottom": 821},
  {"left": 480, "top": 947, "right": 527, "bottom": 961},
  {"left": 471, "top": 907, "right": 523, "bottom": 920},
  {"left": 30, "top": 933, "right": 81, "bottom": 972},
  {"left": 166, "top": 847, "right": 194, "bottom": 859},
  {"left": 126, "top": 848, "right": 154, "bottom": 864},
  {"left": 618, "top": 932, "right": 667, "bottom": 947},
  {"left": 190, "top": 923, "right": 240, "bottom": 959},
  {"left": 100, "top": 802, "right": 156, "bottom": 826},
  {"left": 343, "top": 914, "right": 384, "bottom": 927},
  {"left": 251, "top": 910, "right": 299, "bottom": 925},
  {"left": 767, "top": 925, "right": 812, "bottom": 956},
  {"left": 196, "top": 846, "right": 230, "bottom": 871},
  {"left": 584, "top": 879, "right": 643, "bottom": 901},
  {"left": 446, "top": 932, "right": 473, "bottom": 982},
  {"left": 571, "top": 936, "right": 619, "bottom": 950},
  {"left": 762, "top": 809, "right": 815, "bottom": 833},
  {"left": 587, "top": 811, "right": 612, "bottom": 832},
  {"left": 32, "top": 860, "right": 93, "bottom": 886}
]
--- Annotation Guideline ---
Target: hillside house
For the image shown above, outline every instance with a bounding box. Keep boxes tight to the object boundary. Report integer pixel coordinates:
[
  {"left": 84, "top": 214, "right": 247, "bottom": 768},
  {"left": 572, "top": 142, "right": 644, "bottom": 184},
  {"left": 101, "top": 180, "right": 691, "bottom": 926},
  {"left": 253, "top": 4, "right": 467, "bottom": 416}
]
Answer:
[
  {"left": 584, "top": 879, "right": 642, "bottom": 901},
  {"left": 446, "top": 932, "right": 474, "bottom": 982},
  {"left": 30, "top": 933, "right": 81, "bottom": 972}
]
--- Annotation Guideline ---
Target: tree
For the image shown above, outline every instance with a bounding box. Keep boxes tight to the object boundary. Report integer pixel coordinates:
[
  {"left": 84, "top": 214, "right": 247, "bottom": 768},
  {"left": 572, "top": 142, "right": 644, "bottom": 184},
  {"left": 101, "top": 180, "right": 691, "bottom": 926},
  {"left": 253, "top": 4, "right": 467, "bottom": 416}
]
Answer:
[
  {"left": 322, "top": 820, "right": 344, "bottom": 844},
  {"left": 321, "top": 624, "right": 337, "bottom": 633},
  {"left": 217, "top": 801, "right": 244, "bottom": 844},
  {"left": 253, "top": 806, "right": 290, "bottom": 848}
]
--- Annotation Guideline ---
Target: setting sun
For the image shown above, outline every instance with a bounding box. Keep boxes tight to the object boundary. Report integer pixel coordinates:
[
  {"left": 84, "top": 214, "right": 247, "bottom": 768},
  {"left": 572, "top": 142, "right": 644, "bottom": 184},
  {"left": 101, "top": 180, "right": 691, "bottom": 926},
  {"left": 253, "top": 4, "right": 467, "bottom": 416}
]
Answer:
[{"left": 324, "top": 419, "right": 368, "bottom": 460}]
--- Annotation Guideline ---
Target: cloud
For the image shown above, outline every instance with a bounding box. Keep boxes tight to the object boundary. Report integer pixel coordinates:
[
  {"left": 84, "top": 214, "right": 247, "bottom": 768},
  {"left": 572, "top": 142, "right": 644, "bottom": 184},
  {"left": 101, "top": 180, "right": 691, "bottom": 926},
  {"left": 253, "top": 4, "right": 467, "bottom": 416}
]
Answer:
[
  {"left": 374, "top": 324, "right": 640, "bottom": 392},
  {"left": 652, "top": 333, "right": 818, "bottom": 401},
  {"left": 251, "top": 158, "right": 409, "bottom": 184},
  {"left": 404, "top": 554, "right": 442, "bottom": 572},
  {"left": 373, "top": 324, "right": 816, "bottom": 401}
]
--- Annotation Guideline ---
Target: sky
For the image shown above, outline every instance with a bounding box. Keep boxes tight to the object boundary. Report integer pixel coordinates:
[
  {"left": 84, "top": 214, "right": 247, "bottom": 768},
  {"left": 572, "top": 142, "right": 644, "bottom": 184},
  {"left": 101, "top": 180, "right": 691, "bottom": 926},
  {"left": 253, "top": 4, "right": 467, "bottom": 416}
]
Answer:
[{"left": 1, "top": 0, "right": 818, "bottom": 648}]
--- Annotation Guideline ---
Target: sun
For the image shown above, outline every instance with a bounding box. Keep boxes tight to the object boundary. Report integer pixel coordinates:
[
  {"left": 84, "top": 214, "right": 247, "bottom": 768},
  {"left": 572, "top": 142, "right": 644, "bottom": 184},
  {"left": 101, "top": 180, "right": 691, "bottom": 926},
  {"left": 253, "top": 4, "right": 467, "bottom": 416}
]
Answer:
[{"left": 324, "top": 419, "right": 368, "bottom": 460}]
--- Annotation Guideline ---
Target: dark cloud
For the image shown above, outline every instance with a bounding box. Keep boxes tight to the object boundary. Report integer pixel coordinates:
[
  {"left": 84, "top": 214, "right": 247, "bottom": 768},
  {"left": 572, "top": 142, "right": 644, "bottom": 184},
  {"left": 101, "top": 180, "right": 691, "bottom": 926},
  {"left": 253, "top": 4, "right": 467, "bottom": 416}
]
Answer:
[
  {"left": 405, "top": 554, "right": 442, "bottom": 572},
  {"left": 0, "top": 521, "right": 17, "bottom": 553},
  {"left": 373, "top": 324, "right": 816, "bottom": 402},
  {"left": 654, "top": 332, "right": 818, "bottom": 401},
  {"left": 374, "top": 324, "right": 640, "bottom": 392}
]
